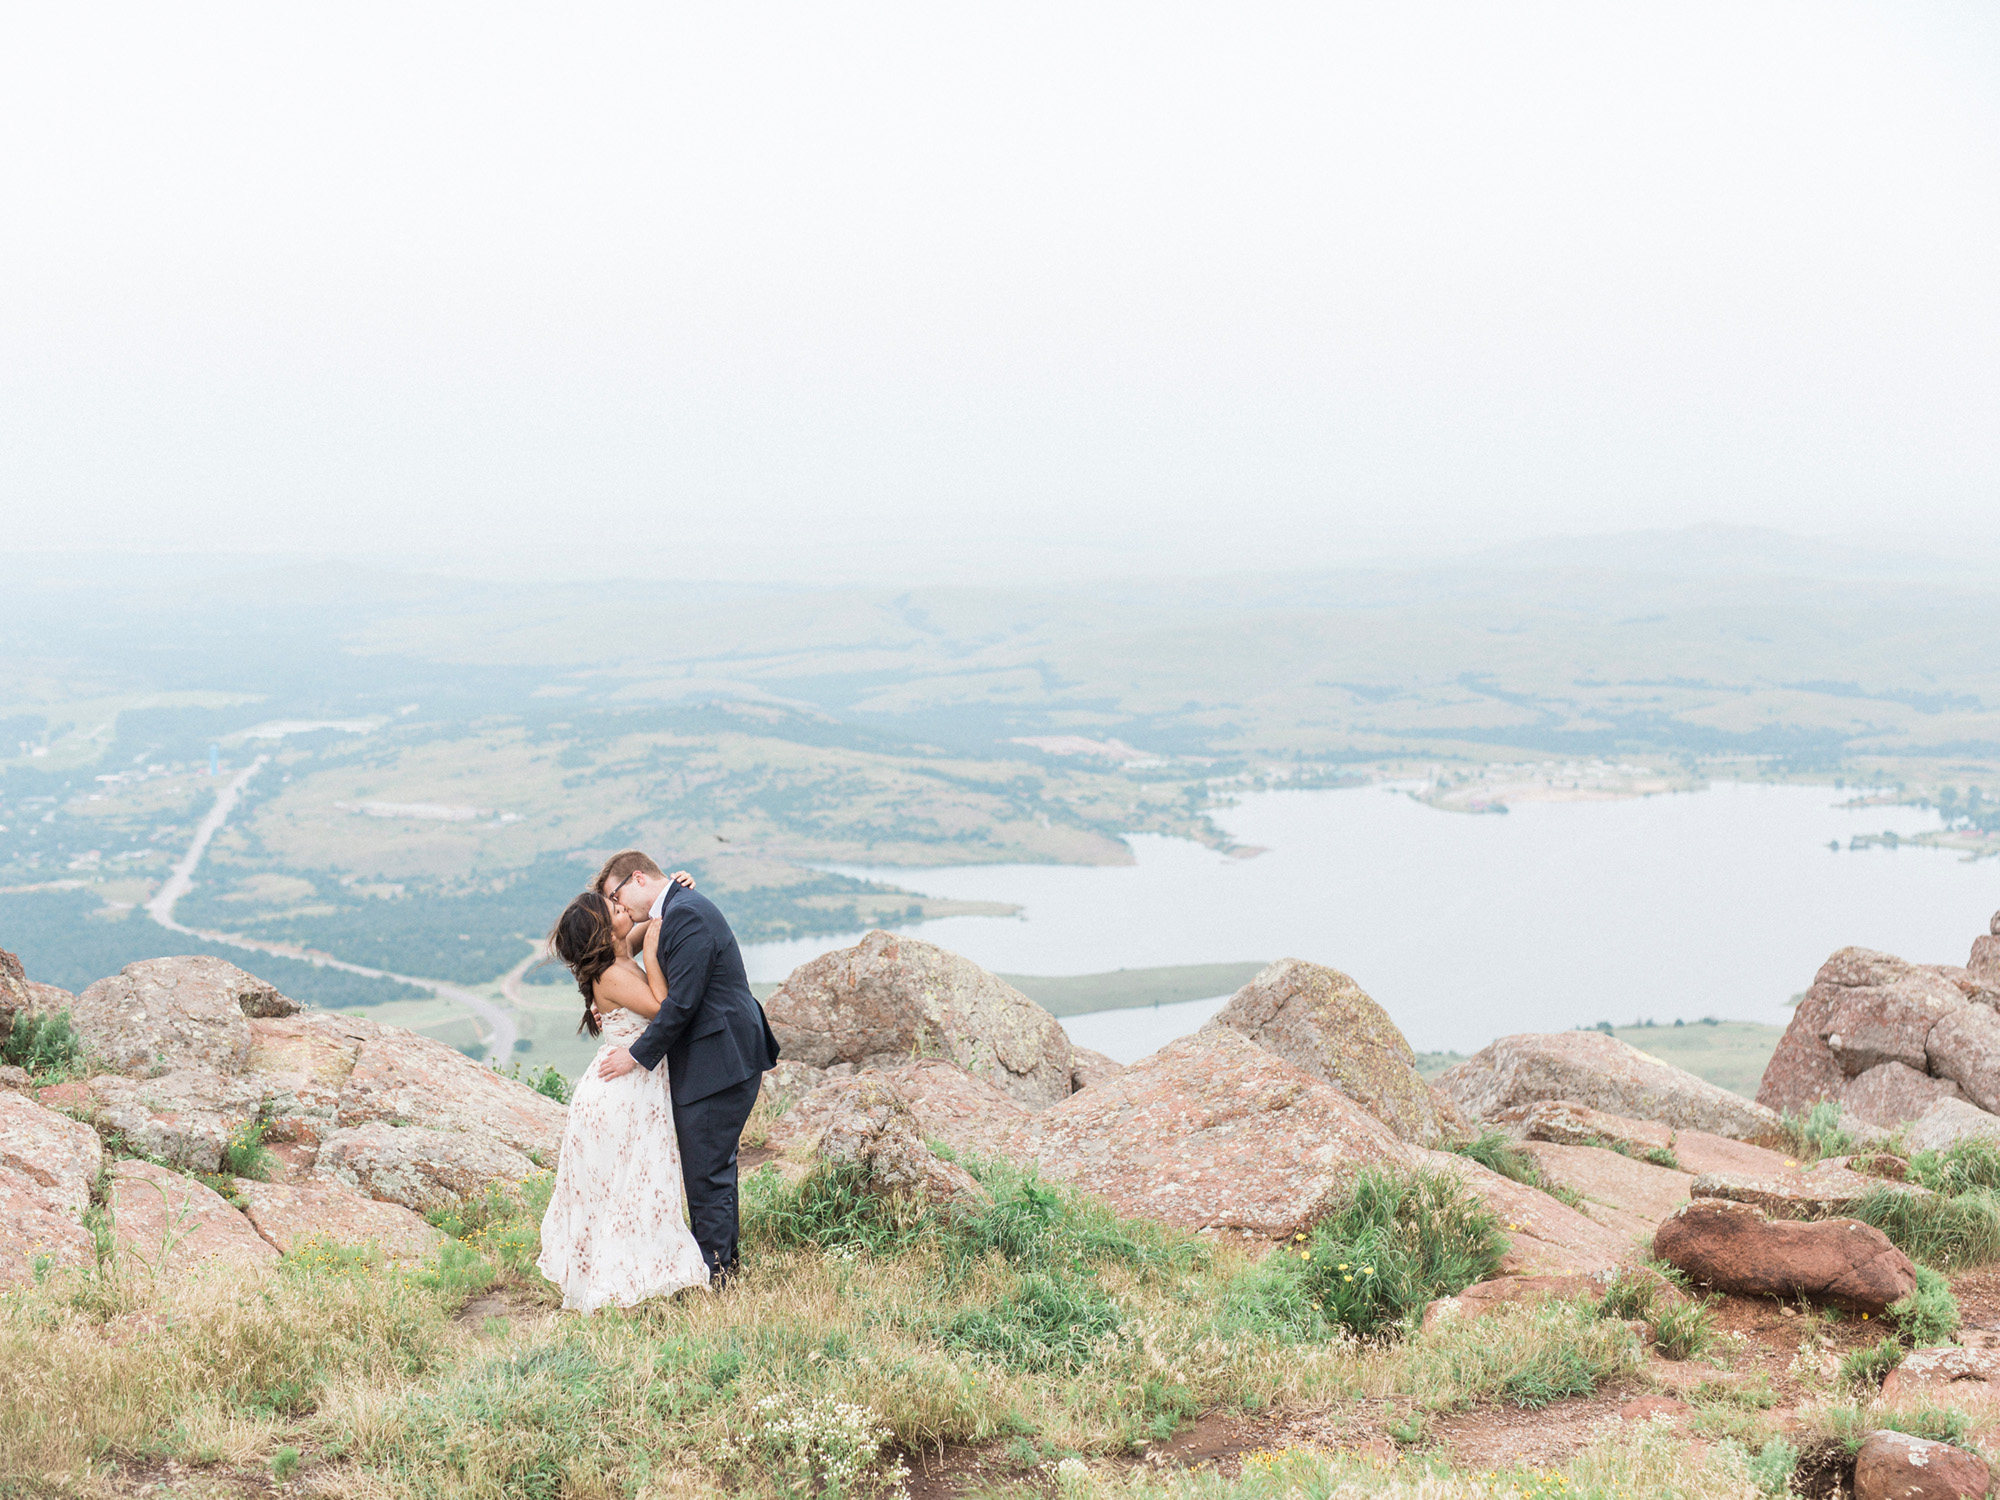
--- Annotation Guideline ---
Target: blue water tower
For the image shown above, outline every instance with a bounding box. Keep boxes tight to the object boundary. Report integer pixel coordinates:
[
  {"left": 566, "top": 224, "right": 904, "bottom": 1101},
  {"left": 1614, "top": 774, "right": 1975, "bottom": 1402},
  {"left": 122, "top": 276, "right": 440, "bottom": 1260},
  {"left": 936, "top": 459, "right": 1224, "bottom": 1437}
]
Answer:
[{"left": 208, "top": 744, "right": 219, "bottom": 777}]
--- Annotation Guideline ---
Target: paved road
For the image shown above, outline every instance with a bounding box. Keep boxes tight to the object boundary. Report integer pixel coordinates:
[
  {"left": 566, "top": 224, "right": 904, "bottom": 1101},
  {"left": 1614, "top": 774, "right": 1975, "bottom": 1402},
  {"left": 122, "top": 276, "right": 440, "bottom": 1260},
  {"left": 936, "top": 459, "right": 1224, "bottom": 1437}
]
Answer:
[
  {"left": 143, "top": 755, "right": 520, "bottom": 1059},
  {"left": 145, "top": 755, "right": 268, "bottom": 926}
]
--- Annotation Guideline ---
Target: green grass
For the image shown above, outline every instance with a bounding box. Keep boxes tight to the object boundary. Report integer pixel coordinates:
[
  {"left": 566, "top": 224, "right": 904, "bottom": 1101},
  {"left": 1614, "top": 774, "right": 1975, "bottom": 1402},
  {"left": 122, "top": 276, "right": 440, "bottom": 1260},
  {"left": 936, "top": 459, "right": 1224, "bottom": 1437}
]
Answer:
[
  {"left": 1848, "top": 1185, "right": 2000, "bottom": 1271},
  {"left": 1651, "top": 1295, "right": 1719, "bottom": 1363},
  {"left": 1907, "top": 1137, "right": 2000, "bottom": 1195},
  {"left": 1255, "top": 1166, "right": 1507, "bottom": 1340},
  {"left": 1451, "top": 1130, "right": 1586, "bottom": 1211},
  {"left": 0, "top": 1006, "right": 83, "bottom": 1079},
  {"left": 1888, "top": 1265, "right": 1962, "bottom": 1347},
  {"left": 1779, "top": 1101, "right": 1858, "bottom": 1164},
  {"left": 0, "top": 1127, "right": 1696, "bottom": 1495}
]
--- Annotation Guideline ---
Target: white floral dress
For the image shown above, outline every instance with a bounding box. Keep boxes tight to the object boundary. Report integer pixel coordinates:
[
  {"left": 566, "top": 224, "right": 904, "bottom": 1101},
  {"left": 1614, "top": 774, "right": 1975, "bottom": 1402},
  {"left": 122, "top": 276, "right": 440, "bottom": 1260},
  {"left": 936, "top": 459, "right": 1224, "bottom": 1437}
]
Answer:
[{"left": 536, "top": 1003, "right": 710, "bottom": 1311}]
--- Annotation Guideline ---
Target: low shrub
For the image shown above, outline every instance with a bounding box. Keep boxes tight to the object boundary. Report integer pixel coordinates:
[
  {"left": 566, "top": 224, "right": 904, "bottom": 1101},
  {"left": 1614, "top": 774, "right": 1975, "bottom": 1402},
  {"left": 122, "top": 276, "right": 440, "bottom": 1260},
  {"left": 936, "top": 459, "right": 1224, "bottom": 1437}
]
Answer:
[
  {"left": 1274, "top": 1165, "right": 1507, "bottom": 1340},
  {"left": 1652, "top": 1294, "right": 1718, "bottom": 1362},
  {"left": 1838, "top": 1336, "right": 1906, "bottom": 1392},
  {"left": 219, "top": 1118, "right": 275, "bottom": 1182},
  {"left": 1848, "top": 1185, "right": 2000, "bottom": 1270},
  {"left": 940, "top": 1271, "right": 1121, "bottom": 1373},
  {"left": 1742, "top": 1437, "right": 1799, "bottom": 1497},
  {"left": 1888, "top": 1265, "right": 1962, "bottom": 1346},
  {"left": 1780, "top": 1101, "right": 1855, "bottom": 1164},
  {"left": 744, "top": 1161, "right": 932, "bottom": 1259},
  {"left": 1907, "top": 1136, "right": 2000, "bottom": 1195},
  {"left": 0, "top": 1007, "right": 83, "bottom": 1079},
  {"left": 1398, "top": 1297, "right": 1644, "bottom": 1411}
]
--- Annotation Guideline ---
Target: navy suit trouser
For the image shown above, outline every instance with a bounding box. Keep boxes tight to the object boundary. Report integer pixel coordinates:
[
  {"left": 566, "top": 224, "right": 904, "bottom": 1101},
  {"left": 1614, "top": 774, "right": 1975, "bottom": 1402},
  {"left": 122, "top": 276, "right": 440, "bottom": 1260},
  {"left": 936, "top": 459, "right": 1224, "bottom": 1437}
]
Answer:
[{"left": 673, "top": 1072, "right": 762, "bottom": 1278}]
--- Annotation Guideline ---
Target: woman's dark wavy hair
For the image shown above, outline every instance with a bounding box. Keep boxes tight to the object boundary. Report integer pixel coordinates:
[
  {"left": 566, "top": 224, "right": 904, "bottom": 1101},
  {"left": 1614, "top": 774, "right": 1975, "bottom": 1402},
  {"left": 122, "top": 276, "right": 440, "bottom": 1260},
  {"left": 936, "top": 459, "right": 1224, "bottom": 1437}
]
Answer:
[{"left": 548, "top": 891, "right": 620, "bottom": 1037}]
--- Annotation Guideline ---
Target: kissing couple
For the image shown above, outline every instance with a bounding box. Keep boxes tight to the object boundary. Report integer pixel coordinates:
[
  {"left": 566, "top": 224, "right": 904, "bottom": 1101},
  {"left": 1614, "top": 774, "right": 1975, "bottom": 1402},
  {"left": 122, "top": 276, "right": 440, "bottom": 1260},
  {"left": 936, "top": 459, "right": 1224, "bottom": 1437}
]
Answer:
[{"left": 534, "top": 849, "right": 781, "bottom": 1312}]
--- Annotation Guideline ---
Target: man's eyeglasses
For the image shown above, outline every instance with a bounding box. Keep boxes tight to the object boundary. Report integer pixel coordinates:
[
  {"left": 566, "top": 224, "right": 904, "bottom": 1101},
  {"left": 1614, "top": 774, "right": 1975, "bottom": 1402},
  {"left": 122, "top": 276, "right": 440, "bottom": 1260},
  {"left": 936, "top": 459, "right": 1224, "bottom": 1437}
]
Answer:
[{"left": 606, "top": 871, "right": 637, "bottom": 904}]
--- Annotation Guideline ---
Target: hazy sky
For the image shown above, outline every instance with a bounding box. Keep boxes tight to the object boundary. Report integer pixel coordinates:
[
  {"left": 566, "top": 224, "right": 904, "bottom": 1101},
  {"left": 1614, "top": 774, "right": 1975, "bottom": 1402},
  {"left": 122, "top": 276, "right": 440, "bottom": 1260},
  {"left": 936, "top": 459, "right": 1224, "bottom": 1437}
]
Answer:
[{"left": 3, "top": 3, "right": 1996, "bottom": 582}]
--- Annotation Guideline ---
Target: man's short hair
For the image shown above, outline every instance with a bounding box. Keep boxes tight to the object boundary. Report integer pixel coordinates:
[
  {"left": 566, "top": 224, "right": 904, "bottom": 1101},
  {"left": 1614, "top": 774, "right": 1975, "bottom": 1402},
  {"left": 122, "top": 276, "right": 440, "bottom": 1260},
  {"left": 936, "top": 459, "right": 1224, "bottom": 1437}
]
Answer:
[{"left": 594, "top": 848, "right": 662, "bottom": 894}]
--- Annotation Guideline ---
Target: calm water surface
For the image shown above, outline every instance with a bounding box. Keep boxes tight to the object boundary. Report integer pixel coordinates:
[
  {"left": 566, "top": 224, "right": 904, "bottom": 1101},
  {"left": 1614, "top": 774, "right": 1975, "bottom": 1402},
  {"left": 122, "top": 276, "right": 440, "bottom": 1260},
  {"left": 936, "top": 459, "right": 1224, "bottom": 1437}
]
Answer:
[{"left": 741, "top": 783, "right": 1998, "bottom": 1055}]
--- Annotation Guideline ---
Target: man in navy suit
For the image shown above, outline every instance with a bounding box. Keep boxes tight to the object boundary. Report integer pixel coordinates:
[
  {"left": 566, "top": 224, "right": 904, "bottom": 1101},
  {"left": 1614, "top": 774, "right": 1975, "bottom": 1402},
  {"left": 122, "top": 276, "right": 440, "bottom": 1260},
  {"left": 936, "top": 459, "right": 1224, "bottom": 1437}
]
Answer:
[{"left": 594, "top": 849, "right": 780, "bottom": 1285}]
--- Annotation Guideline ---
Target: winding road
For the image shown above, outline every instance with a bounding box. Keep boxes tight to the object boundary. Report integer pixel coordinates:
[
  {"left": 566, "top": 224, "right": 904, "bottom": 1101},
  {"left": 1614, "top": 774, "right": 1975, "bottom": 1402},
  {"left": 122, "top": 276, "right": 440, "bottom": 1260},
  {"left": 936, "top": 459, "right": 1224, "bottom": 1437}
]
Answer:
[{"left": 143, "top": 757, "right": 520, "bottom": 1058}]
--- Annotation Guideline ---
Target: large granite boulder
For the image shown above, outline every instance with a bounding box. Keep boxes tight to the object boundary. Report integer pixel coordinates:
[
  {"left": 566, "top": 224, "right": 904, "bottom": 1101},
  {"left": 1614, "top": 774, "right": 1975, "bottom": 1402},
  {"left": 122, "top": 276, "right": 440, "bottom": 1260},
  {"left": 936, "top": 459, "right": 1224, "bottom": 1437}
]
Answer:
[
  {"left": 1652, "top": 1198, "right": 1917, "bottom": 1314},
  {"left": 1207, "top": 958, "right": 1465, "bottom": 1146},
  {"left": 774, "top": 1073, "right": 987, "bottom": 1210},
  {"left": 335, "top": 1032, "right": 565, "bottom": 1163},
  {"left": 236, "top": 1180, "right": 443, "bottom": 1262},
  {"left": 1007, "top": 1027, "right": 1415, "bottom": 1238},
  {"left": 1842, "top": 1062, "right": 1966, "bottom": 1129},
  {"left": 770, "top": 1058, "right": 1031, "bottom": 1162},
  {"left": 109, "top": 1160, "right": 278, "bottom": 1275},
  {"left": 1689, "top": 1161, "right": 1920, "bottom": 1220},
  {"left": 1438, "top": 1031, "right": 1782, "bottom": 1143},
  {"left": 247, "top": 1010, "right": 384, "bottom": 1149},
  {"left": 1496, "top": 1099, "right": 1674, "bottom": 1156},
  {"left": 1759, "top": 949, "right": 1968, "bottom": 1116},
  {"left": 1904, "top": 1098, "right": 2000, "bottom": 1154},
  {"left": 69, "top": 956, "right": 297, "bottom": 1076},
  {"left": 312, "top": 1121, "right": 540, "bottom": 1213},
  {"left": 1970, "top": 910, "right": 2000, "bottom": 985},
  {"left": 0, "top": 946, "right": 28, "bottom": 1047},
  {"left": 1421, "top": 1149, "right": 1645, "bottom": 1275},
  {"left": 1852, "top": 1429, "right": 1990, "bottom": 1500},
  {"left": 0, "top": 1089, "right": 103, "bottom": 1284},
  {"left": 78, "top": 1068, "right": 266, "bottom": 1172},
  {"left": 764, "top": 932, "right": 1072, "bottom": 1108},
  {"left": 1926, "top": 1004, "right": 2000, "bottom": 1116},
  {"left": 1516, "top": 1140, "right": 1692, "bottom": 1243}
]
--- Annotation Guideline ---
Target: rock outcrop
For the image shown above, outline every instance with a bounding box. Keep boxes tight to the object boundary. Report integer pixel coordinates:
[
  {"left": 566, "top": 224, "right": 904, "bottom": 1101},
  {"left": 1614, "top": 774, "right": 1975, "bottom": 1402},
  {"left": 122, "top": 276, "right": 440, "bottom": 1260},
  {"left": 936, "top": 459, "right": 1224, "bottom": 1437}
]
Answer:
[
  {"left": 76, "top": 1068, "right": 267, "bottom": 1172},
  {"left": 1497, "top": 1099, "right": 1674, "bottom": 1156},
  {"left": 334, "top": 1032, "right": 564, "bottom": 1162},
  {"left": 1068, "top": 1046, "right": 1124, "bottom": 1094},
  {"left": 1438, "top": 1031, "right": 1781, "bottom": 1143},
  {"left": 312, "top": 1121, "right": 539, "bottom": 1213},
  {"left": 0, "top": 1089, "right": 103, "bottom": 1283},
  {"left": 770, "top": 1073, "right": 987, "bottom": 1210},
  {"left": 763, "top": 932, "right": 1073, "bottom": 1108},
  {"left": 1841, "top": 1062, "right": 1966, "bottom": 1130},
  {"left": 771, "top": 1058, "right": 1031, "bottom": 1162},
  {"left": 109, "top": 1160, "right": 278, "bottom": 1275},
  {"left": 0, "top": 946, "right": 29, "bottom": 1047},
  {"left": 1208, "top": 958, "right": 1465, "bottom": 1146},
  {"left": 1517, "top": 1141, "right": 1691, "bottom": 1243},
  {"left": 236, "top": 1180, "right": 442, "bottom": 1262},
  {"left": 1420, "top": 1149, "right": 1639, "bottom": 1277},
  {"left": 1752, "top": 940, "right": 2000, "bottom": 1128},
  {"left": 1689, "top": 1161, "right": 1916, "bottom": 1220},
  {"left": 1652, "top": 1198, "right": 1918, "bottom": 1314},
  {"left": 53, "top": 955, "right": 562, "bottom": 1210},
  {"left": 71, "top": 955, "right": 296, "bottom": 1075},
  {"left": 1852, "top": 1428, "right": 1991, "bottom": 1500},
  {"left": 1879, "top": 1345, "right": 2000, "bottom": 1403},
  {"left": 1906, "top": 1098, "right": 2000, "bottom": 1154},
  {"left": 1926, "top": 1004, "right": 2000, "bottom": 1116},
  {"left": 1009, "top": 1027, "right": 1415, "bottom": 1238}
]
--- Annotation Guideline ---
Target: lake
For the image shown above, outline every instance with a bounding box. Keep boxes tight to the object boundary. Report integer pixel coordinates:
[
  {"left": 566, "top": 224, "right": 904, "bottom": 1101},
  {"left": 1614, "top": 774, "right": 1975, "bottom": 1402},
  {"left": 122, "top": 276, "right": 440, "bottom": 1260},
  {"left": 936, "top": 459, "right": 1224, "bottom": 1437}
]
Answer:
[{"left": 739, "top": 783, "right": 1998, "bottom": 1057}]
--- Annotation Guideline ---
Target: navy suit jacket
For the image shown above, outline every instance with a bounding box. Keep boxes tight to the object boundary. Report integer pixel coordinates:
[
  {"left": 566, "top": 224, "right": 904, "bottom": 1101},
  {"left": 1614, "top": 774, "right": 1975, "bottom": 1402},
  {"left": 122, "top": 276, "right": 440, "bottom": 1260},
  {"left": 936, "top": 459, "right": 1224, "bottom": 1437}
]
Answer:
[{"left": 626, "top": 886, "right": 779, "bottom": 1106}]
